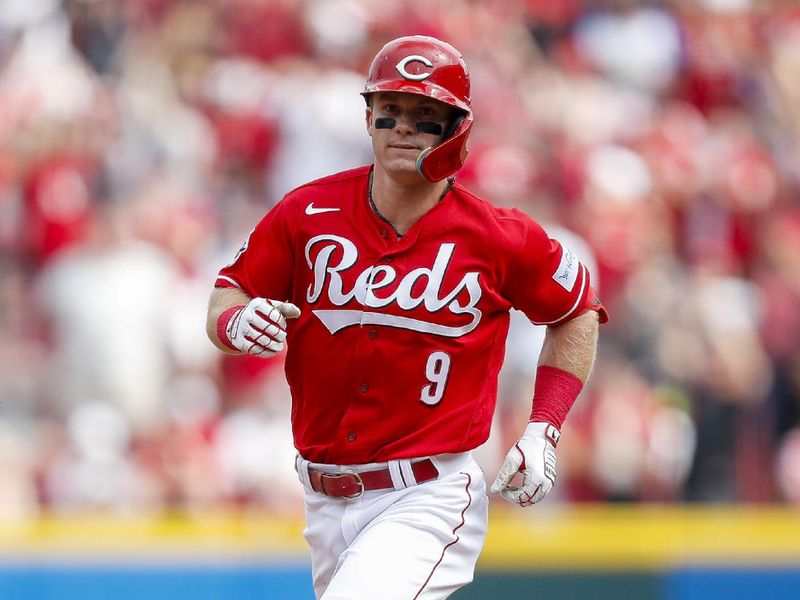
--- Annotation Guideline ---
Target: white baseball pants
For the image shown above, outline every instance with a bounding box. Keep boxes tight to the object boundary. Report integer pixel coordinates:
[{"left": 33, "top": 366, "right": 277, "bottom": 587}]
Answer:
[{"left": 295, "top": 452, "right": 489, "bottom": 600}]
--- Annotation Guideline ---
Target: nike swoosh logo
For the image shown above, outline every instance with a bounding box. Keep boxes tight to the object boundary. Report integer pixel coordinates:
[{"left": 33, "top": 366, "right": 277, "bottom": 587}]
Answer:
[{"left": 305, "top": 203, "right": 341, "bottom": 215}]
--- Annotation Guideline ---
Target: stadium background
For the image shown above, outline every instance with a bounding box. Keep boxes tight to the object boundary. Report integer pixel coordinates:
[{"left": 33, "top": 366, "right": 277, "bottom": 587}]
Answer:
[{"left": 1, "top": 0, "right": 799, "bottom": 598}]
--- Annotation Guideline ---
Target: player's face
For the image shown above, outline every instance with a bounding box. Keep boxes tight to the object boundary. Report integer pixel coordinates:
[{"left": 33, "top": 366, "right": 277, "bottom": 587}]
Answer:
[{"left": 366, "top": 92, "right": 455, "bottom": 179}]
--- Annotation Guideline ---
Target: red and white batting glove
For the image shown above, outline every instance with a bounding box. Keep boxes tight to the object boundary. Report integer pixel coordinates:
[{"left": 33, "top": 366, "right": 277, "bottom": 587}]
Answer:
[
  {"left": 218, "top": 298, "right": 301, "bottom": 357},
  {"left": 490, "top": 422, "right": 560, "bottom": 507}
]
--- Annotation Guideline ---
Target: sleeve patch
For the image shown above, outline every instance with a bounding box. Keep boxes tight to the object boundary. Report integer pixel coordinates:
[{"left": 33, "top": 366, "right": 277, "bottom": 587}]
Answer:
[
  {"left": 552, "top": 246, "right": 579, "bottom": 292},
  {"left": 225, "top": 227, "right": 255, "bottom": 268}
]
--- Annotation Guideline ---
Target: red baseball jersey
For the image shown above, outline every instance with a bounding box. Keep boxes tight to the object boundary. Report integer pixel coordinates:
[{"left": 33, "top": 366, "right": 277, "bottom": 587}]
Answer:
[{"left": 216, "top": 165, "right": 607, "bottom": 464}]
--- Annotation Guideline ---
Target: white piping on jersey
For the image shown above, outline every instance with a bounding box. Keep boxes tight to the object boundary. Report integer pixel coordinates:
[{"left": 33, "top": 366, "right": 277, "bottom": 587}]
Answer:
[
  {"left": 530, "top": 263, "right": 587, "bottom": 326},
  {"left": 312, "top": 309, "right": 481, "bottom": 338},
  {"left": 216, "top": 275, "right": 241, "bottom": 288}
]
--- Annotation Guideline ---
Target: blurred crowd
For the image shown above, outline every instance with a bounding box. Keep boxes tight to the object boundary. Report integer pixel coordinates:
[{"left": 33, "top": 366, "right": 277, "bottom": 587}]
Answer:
[{"left": 1, "top": 0, "right": 799, "bottom": 517}]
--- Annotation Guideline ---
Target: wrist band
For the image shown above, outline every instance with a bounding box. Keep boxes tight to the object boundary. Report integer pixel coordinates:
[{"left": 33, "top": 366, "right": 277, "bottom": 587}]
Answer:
[
  {"left": 530, "top": 365, "right": 584, "bottom": 429},
  {"left": 217, "top": 305, "right": 245, "bottom": 351}
]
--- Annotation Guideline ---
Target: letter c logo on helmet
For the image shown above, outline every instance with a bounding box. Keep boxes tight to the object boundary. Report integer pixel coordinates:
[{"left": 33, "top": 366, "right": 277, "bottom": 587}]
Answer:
[
  {"left": 362, "top": 35, "right": 474, "bottom": 182},
  {"left": 395, "top": 55, "right": 434, "bottom": 81}
]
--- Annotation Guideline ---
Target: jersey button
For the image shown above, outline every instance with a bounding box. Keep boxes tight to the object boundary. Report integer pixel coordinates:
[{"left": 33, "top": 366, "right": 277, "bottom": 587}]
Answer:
[
  {"left": 385, "top": 256, "right": 393, "bottom": 262},
  {"left": 368, "top": 329, "right": 377, "bottom": 339},
  {"left": 359, "top": 383, "right": 369, "bottom": 393},
  {"left": 380, "top": 228, "right": 389, "bottom": 238},
  {"left": 347, "top": 432, "right": 357, "bottom": 443}
]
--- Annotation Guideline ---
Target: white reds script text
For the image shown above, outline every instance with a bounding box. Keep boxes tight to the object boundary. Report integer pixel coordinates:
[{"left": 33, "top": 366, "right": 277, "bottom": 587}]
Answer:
[{"left": 305, "top": 234, "right": 482, "bottom": 337}]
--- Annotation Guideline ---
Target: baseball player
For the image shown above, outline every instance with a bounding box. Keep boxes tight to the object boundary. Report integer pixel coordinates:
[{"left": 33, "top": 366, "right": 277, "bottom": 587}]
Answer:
[{"left": 206, "top": 36, "right": 607, "bottom": 600}]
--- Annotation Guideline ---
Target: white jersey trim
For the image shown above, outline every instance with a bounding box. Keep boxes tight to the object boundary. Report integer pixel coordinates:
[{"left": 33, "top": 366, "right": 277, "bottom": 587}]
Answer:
[
  {"left": 530, "top": 264, "right": 587, "bottom": 326},
  {"left": 216, "top": 275, "right": 242, "bottom": 288}
]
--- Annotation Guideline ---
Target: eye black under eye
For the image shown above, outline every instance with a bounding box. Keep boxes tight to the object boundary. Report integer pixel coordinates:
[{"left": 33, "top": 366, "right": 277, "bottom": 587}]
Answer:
[{"left": 417, "top": 122, "right": 443, "bottom": 135}]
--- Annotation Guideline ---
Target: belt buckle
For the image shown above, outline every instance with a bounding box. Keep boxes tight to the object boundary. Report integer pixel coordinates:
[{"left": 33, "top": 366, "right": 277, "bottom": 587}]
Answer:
[{"left": 324, "top": 470, "right": 364, "bottom": 499}]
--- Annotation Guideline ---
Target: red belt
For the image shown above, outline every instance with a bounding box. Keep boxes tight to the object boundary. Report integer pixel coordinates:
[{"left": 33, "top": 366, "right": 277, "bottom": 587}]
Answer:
[{"left": 308, "top": 459, "right": 439, "bottom": 498}]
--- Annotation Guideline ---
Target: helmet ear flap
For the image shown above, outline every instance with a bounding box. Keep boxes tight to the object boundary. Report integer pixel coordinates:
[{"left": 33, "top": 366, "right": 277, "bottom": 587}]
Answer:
[
  {"left": 416, "top": 115, "right": 473, "bottom": 182},
  {"left": 443, "top": 113, "right": 466, "bottom": 140}
]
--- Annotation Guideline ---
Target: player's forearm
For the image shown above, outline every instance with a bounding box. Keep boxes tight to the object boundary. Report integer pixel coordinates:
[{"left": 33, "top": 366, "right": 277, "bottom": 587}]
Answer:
[
  {"left": 529, "top": 310, "right": 599, "bottom": 428},
  {"left": 494, "top": 313, "right": 599, "bottom": 506},
  {"left": 206, "top": 287, "right": 253, "bottom": 353},
  {"left": 538, "top": 310, "right": 599, "bottom": 383}
]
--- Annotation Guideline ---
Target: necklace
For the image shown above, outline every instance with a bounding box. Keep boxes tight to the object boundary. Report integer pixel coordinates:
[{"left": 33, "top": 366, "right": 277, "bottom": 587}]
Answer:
[{"left": 368, "top": 170, "right": 454, "bottom": 238}]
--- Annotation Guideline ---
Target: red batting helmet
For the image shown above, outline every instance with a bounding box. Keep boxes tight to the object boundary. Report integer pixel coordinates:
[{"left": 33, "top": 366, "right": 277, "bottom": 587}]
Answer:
[{"left": 361, "top": 35, "right": 473, "bottom": 182}]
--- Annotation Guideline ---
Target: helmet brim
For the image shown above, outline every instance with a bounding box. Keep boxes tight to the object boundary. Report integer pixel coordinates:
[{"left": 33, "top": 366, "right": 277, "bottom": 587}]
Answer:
[{"left": 361, "top": 80, "right": 471, "bottom": 114}]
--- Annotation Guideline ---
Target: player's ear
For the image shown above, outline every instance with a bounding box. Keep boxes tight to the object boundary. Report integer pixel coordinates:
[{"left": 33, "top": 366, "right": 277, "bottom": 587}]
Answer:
[{"left": 365, "top": 106, "right": 373, "bottom": 137}]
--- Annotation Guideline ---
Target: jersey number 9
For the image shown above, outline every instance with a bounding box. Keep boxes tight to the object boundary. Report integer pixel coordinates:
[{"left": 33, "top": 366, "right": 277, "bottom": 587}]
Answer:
[{"left": 420, "top": 351, "right": 451, "bottom": 406}]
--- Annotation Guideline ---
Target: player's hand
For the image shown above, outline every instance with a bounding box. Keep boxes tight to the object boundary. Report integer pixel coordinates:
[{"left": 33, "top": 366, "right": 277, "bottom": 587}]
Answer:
[
  {"left": 490, "top": 422, "right": 560, "bottom": 507},
  {"left": 226, "top": 298, "right": 301, "bottom": 357}
]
